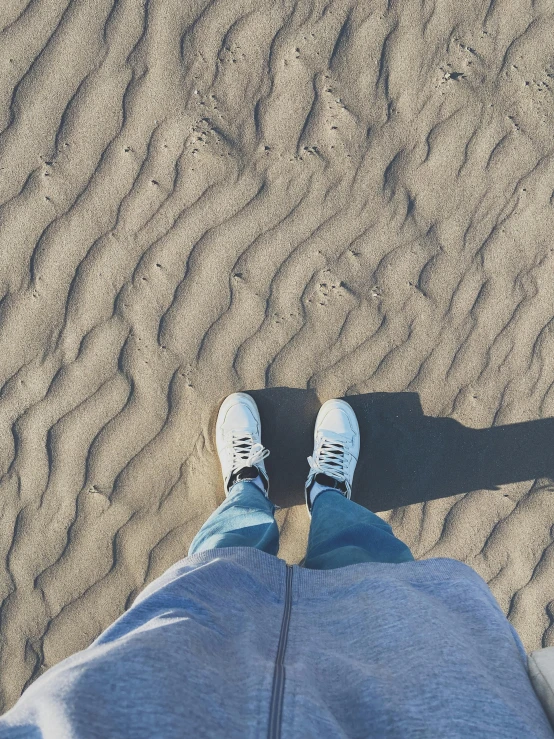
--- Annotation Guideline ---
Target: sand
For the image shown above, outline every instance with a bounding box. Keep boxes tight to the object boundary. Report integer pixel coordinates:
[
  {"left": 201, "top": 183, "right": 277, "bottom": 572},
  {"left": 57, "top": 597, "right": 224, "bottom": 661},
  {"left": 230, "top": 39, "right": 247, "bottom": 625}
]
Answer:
[{"left": 1, "top": 0, "right": 554, "bottom": 712}]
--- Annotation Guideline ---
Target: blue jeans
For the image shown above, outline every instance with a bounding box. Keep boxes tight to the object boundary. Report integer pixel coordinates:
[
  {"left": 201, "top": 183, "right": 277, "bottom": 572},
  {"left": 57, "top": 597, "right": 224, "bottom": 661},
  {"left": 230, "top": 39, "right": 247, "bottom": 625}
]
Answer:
[{"left": 188, "top": 481, "right": 414, "bottom": 569}]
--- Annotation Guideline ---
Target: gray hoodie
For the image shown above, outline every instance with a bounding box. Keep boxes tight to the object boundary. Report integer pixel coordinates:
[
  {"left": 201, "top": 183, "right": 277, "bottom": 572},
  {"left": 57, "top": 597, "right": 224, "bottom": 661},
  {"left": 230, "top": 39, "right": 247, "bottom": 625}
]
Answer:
[{"left": 0, "top": 547, "right": 552, "bottom": 738}]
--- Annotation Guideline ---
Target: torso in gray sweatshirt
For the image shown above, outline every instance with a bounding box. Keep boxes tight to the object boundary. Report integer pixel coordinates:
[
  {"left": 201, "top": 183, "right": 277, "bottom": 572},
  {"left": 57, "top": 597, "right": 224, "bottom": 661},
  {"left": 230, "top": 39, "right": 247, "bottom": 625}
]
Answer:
[{"left": 0, "top": 547, "right": 552, "bottom": 738}]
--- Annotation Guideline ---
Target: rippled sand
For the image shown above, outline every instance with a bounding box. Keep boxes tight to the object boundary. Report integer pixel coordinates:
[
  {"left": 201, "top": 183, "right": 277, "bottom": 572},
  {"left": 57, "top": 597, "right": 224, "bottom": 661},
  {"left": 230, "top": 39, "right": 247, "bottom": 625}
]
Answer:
[{"left": 1, "top": 0, "right": 554, "bottom": 711}]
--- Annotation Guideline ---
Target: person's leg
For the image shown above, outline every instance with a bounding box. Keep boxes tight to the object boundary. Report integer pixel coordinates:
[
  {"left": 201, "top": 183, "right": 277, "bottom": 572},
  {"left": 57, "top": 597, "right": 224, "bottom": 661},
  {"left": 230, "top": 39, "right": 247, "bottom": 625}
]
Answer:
[
  {"left": 189, "top": 391, "right": 278, "bottom": 557},
  {"left": 302, "top": 488, "right": 414, "bottom": 569},
  {"left": 188, "top": 478, "right": 279, "bottom": 556}
]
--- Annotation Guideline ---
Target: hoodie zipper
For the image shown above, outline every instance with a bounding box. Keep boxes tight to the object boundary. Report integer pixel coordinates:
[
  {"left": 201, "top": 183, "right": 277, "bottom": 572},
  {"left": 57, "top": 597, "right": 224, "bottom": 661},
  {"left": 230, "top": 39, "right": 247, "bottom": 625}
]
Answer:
[{"left": 268, "top": 564, "right": 293, "bottom": 739}]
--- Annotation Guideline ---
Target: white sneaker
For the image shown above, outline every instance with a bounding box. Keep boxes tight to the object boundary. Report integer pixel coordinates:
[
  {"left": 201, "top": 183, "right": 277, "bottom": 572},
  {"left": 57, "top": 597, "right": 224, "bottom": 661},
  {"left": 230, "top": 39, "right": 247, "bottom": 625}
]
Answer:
[
  {"left": 216, "top": 393, "right": 270, "bottom": 496},
  {"left": 305, "top": 399, "right": 360, "bottom": 516}
]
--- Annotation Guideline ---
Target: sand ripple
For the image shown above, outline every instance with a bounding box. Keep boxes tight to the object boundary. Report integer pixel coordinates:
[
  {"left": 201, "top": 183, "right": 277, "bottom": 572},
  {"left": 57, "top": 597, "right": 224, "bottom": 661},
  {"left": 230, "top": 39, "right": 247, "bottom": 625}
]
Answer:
[{"left": 1, "top": 0, "right": 554, "bottom": 710}]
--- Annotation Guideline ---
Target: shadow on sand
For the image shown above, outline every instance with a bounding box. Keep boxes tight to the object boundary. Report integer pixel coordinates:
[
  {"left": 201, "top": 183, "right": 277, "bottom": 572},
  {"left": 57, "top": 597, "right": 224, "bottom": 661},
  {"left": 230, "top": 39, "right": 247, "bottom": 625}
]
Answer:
[{"left": 246, "top": 388, "right": 554, "bottom": 512}]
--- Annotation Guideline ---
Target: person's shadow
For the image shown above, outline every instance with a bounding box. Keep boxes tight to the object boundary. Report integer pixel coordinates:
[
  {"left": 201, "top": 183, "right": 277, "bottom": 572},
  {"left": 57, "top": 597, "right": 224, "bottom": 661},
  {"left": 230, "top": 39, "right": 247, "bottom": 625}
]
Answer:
[{"left": 246, "top": 388, "right": 554, "bottom": 511}]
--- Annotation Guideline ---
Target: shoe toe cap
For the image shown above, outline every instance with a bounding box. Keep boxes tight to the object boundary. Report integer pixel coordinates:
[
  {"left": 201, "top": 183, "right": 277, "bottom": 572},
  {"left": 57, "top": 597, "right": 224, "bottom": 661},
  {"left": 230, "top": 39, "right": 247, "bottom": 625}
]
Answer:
[
  {"left": 222, "top": 403, "right": 258, "bottom": 431},
  {"left": 319, "top": 407, "right": 355, "bottom": 435}
]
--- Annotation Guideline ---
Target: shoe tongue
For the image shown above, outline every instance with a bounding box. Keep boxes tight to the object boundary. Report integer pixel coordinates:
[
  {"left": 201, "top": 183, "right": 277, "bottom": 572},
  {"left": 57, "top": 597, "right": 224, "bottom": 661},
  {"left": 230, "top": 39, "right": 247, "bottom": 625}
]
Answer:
[{"left": 314, "top": 472, "right": 346, "bottom": 493}]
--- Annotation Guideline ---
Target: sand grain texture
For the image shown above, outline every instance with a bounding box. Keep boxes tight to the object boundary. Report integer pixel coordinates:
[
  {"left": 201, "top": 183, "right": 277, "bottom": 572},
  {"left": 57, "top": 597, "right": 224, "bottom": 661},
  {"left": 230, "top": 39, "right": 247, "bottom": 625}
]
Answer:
[{"left": 1, "top": 0, "right": 554, "bottom": 711}]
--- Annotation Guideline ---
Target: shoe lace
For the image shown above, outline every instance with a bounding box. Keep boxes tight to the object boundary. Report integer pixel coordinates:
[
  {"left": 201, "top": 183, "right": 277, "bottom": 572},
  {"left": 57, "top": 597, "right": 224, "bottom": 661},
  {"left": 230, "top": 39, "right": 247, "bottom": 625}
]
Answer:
[
  {"left": 307, "top": 433, "right": 348, "bottom": 483},
  {"left": 227, "top": 431, "right": 270, "bottom": 476}
]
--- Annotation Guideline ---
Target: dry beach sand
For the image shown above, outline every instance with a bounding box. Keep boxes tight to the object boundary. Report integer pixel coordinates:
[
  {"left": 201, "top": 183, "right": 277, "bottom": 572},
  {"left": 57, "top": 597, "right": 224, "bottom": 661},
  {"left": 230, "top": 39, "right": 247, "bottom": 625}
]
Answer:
[{"left": 2, "top": 0, "right": 554, "bottom": 712}]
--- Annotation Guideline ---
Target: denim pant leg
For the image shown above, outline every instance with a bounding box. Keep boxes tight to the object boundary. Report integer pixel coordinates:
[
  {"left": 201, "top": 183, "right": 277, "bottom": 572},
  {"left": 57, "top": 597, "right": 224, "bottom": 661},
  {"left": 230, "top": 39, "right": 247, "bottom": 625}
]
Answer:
[
  {"left": 303, "top": 488, "right": 414, "bottom": 570},
  {"left": 188, "top": 480, "right": 279, "bottom": 557}
]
